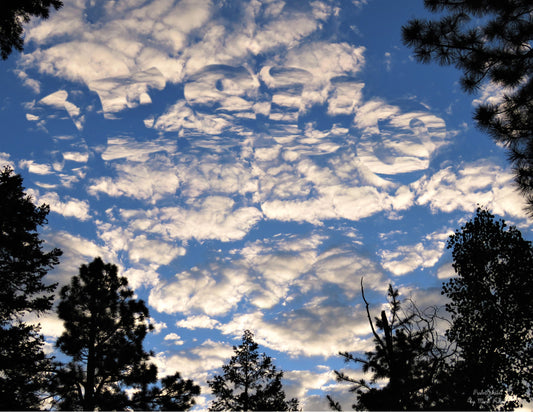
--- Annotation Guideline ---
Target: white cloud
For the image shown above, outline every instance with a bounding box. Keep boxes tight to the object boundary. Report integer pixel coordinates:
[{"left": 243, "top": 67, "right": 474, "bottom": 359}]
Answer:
[
  {"left": 328, "top": 78, "right": 364, "bottom": 115},
  {"left": 122, "top": 265, "right": 161, "bottom": 289},
  {"left": 380, "top": 241, "right": 445, "bottom": 276},
  {"left": 149, "top": 265, "right": 252, "bottom": 316},
  {"left": 25, "top": 312, "right": 65, "bottom": 338},
  {"left": 44, "top": 231, "right": 116, "bottom": 287},
  {"left": 412, "top": 163, "right": 529, "bottom": 218},
  {"left": 19, "top": 159, "right": 54, "bottom": 175},
  {"left": 176, "top": 315, "right": 221, "bottom": 330},
  {"left": 436, "top": 262, "right": 455, "bottom": 279},
  {"left": 472, "top": 82, "right": 507, "bottom": 107},
  {"left": 164, "top": 333, "right": 184, "bottom": 345},
  {"left": 356, "top": 108, "right": 447, "bottom": 176},
  {"left": 261, "top": 186, "right": 392, "bottom": 224},
  {"left": 153, "top": 100, "right": 232, "bottom": 134},
  {"left": 28, "top": 190, "right": 90, "bottom": 221},
  {"left": 99, "top": 136, "right": 176, "bottom": 162},
  {"left": 88, "top": 67, "right": 166, "bottom": 115},
  {"left": 152, "top": 338, "right": 234, "bottom": 381},
  {"left": 89, "top": 158, "right": 180, "bottom": 203},
  {"left": 37, "top": 90, "right": 85, "bottom": 130},
  {"left": 149, "top": 319, "right": 167, "bottom": 334},
  {"left": 120, "top": 197, "right": 263, "bottom": 242},
  {"left": 15, "top": 70, "right": 41, "bottom": 93},
  {"left": 0, "top": 153, "right": 14, "bottom": 169},
  {"left": 184, "top": 65, "right": 258, "bottom": 115},
  {"left": 284, "top": 368, "right": 336, "bottom": 410},
  {"left": 62, "top": 151, "right": 88, "bottom": 163},
  {"left": 312, "top": 247, "right": 386, "bottom": 296},
  {"left": 39, "top": 90, "right": 69, "bottom": 109},
  {"left": 219, "top": 306, "right": 374, "bottom": 358},
  {"left": 98, "top": 224, "right": 185, "bottom": 266},
  {"left": 282, "top": 41, "right": 366, "bottom": 109},
  {"left": 174, "top": 154, "right": 258, "bottom": 199}
]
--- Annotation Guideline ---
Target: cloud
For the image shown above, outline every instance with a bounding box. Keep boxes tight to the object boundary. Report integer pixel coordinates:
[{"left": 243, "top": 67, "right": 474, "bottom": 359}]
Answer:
[
  {"left": 28, "top": 189, "right": 90, "bottom": 221},
  {"left": 164, "top": 333, "right": 184, "bottom": 345},
  {"left": 37, "top": 89, "right": 85, "bottom": 130},
  {"left": 15, "top": 70, "right": 41, "bottom": 93},
  {"left": 99, "top": 136, "right": 177, "bottom": 162},
  {"left": 0, "top": 153, "right": 14, "bottom": 169},
  {"left": 152, "top": 338, "right": 234, "bottom": 381},
  {"left": 472, "top": 82, "right": 508, "bottom": 107},
  {"left": 88, "top": 67, "right": 166, "bottom": 115},
  {"left": 284, "top": 368, "right": 337, "bottom": 410},
  {"left": 356, "top": 107, "right": 447, "bottom": 176},
  {"left": 219, "top": 306, "right": 374, "bottom": 358},
  {"left": 184, "top": 65, "right": 258, "bottom": 114},
  {"left": 44, "top": 231, "right": 116, "bottom": 286},
  {"left": 153, "top": 100, "right": 232, "bottom": 134},
  {"left": 173, "top": 153, "right": 258, "bottom": 199},
  {"left": 119, "top": 197, "right": 263, "bottom": 242},
  {"left": 62, "top": 151, "right": 89, "bottom": 163},
  {"left": 148, "top": 265, "right": 252, "bottom": 316},
  {"left": 21, "top": 0, "right": 336, "bottom": 122},
  {"left": 176, "top": 315, "right": 221, "bottom": 330},
  {"left": 412, "top": 162, "right": 528, "bottom": 218},
  {"left": 261, "top": 186, "right": 391, "bottom": 224},
  {"left": 25, "top": 312, "right": 65, "bottom": 338},
  {"left": 19, "top": 160, "right": 54, "bottom": 175},
  {"left": 378, "top": 228, "right": 452, "bottom": 276},
  {"left": 24, "top": 41, "right": 132, "bottom": 84},
  {"left": 89, "top": 157, "right": 180, "bottom": 203},
  {"left": 122, "top": 265, "right": 162, "bottom": 290},
  {"left": 328, "top": 78, "right": 364, "bottom": 115},
  {"left": 149, "top": 319, "right": 168, "bottom": 335},
  {"left": 97, "top": 224, "right": 186, "bottom": 266},
  {"left": 281, "top": 41, "right": 366, "bottom": 109},
  {"left": 436, "top": 261, "right": 455, "bottom": 279}
]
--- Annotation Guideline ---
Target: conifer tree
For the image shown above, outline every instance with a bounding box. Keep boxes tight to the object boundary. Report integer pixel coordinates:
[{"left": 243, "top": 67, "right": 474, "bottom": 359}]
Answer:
[
  {"left": 0, "top": 166, "right": 62, "bottom": 410},
  {"left": 52, "top": 257, "right": 200, "bottom": 410},
  {"left": 208, "top": 330, "right": 299, "bottom": 411},
  {"left": 441, "top": 208, "right": 533, "bottom": 410},
  {"left": 133, "top": 371, "right": 201, "bottom": 411},
  {"left": 402, "top": 0, "right": 533, "bottom": 212},
  {"left": 328, "top": 281, "right": 454, "bottom": 411},
  {"left": 0, "top": 0, "right": 63, "bottom": 59}
]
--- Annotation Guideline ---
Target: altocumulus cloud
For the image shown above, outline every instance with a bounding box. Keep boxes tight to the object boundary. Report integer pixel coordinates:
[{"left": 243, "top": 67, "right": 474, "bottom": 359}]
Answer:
[{"left": 3, "top": 0, "right": 531, "bottom": 410}]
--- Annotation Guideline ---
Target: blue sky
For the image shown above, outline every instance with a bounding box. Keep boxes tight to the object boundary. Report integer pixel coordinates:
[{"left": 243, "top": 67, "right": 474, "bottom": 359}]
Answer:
[{"left": 1, "top": 0, "right": 531, "bottom": 409}]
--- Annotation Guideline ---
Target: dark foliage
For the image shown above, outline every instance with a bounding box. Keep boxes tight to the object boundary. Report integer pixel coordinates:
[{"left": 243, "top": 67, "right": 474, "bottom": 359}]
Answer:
[
  {"left": 0, "top": 0, "right": 63, "bottom": 59},
  {"left": 442, "top": 207, "right": 533, "bottom": 410},
  {"left": 402, "top": 0, "right": 533, "bottom": 213},
  {"left": 0, "top": 166, "right": 62, "bottom": 410},
  {"left": 133, "top": 371, "right": 201, "bottom": 411},
  {"left": 52, "top": 257, "right": 156, "bottom": 410},
  {"left": 208, "top": 330, "right": 299, "bottom": 411},
  {"left": 328, "top": 281, "right": 454, "bottom": 411},
  {"left": 51, "top": 257, "right": 200, "bottom": 410}
]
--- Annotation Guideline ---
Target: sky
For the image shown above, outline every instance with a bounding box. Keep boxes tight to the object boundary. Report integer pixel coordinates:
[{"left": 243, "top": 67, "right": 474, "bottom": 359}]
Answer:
[{"left": 1, "top": 0, "right": 532, "bottom": 409}]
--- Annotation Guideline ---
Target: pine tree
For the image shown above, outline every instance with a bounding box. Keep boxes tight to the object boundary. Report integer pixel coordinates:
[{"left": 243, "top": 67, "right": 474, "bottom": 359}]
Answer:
[
  {"left": 133, "top": 371, "right": 201, "bottom": 411},
  {"left": 442, "top": 208, "right": 533, "bottom": 410},
  {"left": 328, "top": 281, "right": 454, "bottom": 411},
  {"left": 208, "top": 330, "right": 299, "bottom": 411},
  {"left": 0, "top": 0, "right": 63, "bottom": 59},
  {"left": 402, "top": 0, "right": 533, "bottom": 212},
  {"left": 52, "top": 257, "right": 200, "bottom": 410},
  {"left": 0, "top": 166, "right": 62, "bottom": 410},
  {"left": 52, "top": 257, "right": 156, "bottom": 410}
]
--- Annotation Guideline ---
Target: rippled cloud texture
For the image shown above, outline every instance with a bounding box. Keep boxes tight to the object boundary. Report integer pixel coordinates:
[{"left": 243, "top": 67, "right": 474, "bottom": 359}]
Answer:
[{"left": 2, "top": 0, "right": 531, "bottom": 409}]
